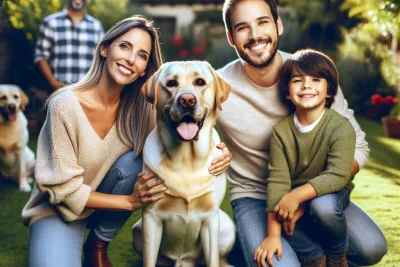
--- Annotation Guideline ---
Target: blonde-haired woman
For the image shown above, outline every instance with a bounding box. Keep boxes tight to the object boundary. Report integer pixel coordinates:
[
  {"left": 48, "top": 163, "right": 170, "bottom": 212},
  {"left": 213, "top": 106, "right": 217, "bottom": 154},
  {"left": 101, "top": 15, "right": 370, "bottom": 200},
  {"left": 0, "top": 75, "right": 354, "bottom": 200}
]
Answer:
[{"left": 23, "top": 16, "right": 168, "bottom": 267}]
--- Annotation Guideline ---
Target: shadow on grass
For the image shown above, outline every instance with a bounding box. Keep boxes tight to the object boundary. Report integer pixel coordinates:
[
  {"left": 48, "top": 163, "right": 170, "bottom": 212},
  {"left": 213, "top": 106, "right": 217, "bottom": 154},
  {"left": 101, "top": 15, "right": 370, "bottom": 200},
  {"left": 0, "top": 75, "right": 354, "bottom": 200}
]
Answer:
[{"left": 358, "top": 117, "right": 400, "bottom": 185}]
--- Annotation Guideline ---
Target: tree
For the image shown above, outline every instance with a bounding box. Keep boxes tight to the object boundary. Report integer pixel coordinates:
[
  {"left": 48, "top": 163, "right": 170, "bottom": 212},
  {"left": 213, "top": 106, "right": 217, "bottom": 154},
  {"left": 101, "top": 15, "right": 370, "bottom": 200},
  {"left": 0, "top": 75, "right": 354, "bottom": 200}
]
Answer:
[{"left": 340, "top": 0, "right": 399, "bottom": 89}]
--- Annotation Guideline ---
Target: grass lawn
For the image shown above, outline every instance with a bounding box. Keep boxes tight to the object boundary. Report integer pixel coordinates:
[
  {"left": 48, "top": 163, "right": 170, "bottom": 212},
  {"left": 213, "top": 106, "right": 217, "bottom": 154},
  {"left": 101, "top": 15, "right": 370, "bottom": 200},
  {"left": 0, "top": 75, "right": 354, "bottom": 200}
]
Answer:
[{"left": 0, "top": 117, "right": 399, "bottom": 266}]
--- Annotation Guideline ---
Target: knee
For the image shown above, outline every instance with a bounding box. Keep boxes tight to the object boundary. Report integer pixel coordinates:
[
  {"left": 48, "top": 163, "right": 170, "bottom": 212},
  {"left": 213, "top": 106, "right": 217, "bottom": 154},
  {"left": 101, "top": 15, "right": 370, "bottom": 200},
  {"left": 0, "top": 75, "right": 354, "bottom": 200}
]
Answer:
[
  {"left": 113, "top": 151, "right": 143, "bottom": 181},
  {"left": 355, "top": 237, "right": 388, "bottom": 265},
  {"left": 309, "top": 195, "right": 344, "bottom": 224}
]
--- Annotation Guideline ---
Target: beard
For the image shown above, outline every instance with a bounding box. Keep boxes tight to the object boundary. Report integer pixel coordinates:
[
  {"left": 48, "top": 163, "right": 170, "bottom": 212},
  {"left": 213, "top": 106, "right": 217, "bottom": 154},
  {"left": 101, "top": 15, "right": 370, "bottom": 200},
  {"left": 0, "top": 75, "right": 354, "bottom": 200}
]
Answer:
[
  {"left": 235, "top": 35, "right": 279, "bottom": 69},
  {"left": 68, "top": 0, "right": 86, "bottom": 11}
]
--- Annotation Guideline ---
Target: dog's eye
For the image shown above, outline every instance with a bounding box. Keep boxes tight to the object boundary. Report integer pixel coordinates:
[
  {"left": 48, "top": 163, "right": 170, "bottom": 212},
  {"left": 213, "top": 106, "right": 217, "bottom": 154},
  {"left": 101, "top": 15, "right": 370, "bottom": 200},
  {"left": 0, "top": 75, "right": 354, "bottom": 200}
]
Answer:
[
  {"left": 194, "top": 78, "right": 206, "bottom": 86},
  {"left": 14, "top": 95, "right": 19, "bottom": 99},
  {"left": 166, "top": 80, "right": 179, "bottom": 87},
  {"left": 0, "top": 96, "right": 6, "bottom": 101}
]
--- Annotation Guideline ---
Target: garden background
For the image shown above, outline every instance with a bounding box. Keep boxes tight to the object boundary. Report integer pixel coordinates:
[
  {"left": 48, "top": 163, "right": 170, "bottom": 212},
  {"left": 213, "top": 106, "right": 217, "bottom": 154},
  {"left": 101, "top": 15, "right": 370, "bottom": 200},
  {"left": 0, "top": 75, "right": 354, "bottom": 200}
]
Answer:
[{"left": 0, "top": 0, "right": 399, "bottom": 266}]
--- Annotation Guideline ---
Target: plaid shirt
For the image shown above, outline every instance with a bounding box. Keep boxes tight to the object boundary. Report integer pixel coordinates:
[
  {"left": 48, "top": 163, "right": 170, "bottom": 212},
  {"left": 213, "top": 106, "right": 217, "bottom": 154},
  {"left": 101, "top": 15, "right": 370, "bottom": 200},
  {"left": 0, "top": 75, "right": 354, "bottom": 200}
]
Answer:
[{"left": 34, "top": 9, "right": 104, "bottom": 84}]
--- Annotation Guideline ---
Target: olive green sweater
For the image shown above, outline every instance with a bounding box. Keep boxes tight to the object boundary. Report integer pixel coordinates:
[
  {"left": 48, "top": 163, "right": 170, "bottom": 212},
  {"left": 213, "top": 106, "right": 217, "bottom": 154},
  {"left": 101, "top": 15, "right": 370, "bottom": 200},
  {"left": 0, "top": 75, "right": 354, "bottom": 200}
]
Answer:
[{"left": 266, "top": 108, "right": 356, "bottom": 212}]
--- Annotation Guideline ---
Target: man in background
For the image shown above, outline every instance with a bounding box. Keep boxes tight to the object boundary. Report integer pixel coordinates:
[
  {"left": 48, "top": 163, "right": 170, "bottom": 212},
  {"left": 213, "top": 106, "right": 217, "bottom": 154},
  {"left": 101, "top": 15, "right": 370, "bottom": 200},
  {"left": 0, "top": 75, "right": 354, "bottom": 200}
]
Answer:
[{"left": 35, "top": 0, "right": 103, "bottom": 90}]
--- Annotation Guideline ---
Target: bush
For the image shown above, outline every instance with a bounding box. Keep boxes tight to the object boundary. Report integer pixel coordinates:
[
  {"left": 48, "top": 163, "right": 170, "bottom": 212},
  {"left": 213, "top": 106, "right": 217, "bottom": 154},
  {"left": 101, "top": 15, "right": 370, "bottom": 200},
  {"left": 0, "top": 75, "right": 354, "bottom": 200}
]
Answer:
[{"left": 335, "top": 56, "right": 392, "bottom": 114}]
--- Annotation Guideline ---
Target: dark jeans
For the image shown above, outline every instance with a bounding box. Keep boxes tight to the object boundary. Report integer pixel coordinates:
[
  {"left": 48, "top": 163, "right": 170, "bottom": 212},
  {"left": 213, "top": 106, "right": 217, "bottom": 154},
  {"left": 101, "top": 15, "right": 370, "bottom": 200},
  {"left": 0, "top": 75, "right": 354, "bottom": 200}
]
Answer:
[
  {"left": 231, "top": 196, "right": 387, "bottom": 267},
  {"left": 284, "top": 189, "right": 350, "bottom": 261}
]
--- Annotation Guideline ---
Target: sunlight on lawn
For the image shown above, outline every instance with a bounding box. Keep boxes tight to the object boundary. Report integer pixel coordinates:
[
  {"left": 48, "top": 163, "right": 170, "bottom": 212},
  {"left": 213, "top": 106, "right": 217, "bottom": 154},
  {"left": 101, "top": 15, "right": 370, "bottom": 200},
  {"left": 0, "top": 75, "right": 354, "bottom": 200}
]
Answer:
[{"left": 0, "top": 117, "right": 399, "bottom": 267}]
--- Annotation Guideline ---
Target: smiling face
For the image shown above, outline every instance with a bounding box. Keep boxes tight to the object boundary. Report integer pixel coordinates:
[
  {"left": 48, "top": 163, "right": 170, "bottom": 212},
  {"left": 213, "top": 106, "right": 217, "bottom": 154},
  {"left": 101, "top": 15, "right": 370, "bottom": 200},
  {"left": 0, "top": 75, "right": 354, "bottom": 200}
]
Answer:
[
  {"left": 286, "top": 68, "right": 331, "bottom": 112},
  {"left": 100, "top": 28, "right": 151, "bottom": 87},
  {"left": 141, "top": 61, "right": 231, "bottom": 142},
  {"left": 228, "top": 0, "right": 283, "bottom": 68}
]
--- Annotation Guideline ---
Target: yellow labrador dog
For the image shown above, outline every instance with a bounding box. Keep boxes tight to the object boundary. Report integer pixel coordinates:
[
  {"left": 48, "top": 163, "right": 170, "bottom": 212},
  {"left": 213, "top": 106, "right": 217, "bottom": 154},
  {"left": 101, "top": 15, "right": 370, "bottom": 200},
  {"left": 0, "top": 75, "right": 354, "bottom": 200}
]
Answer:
[
  {"left": 0, "top": 84, "right": 35, "bottom": 191},
  {"left": 132, "top": 61, "right": 235, "bottom": 267}
]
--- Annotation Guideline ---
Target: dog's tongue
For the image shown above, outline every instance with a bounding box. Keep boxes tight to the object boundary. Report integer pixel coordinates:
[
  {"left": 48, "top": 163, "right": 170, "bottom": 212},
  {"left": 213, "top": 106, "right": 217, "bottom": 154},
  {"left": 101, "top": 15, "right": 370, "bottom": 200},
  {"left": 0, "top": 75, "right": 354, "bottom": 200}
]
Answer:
[
  {"left": 177, "top": 122, "right": 199, "bottom": 141},
  {"left": 8, "top": 113, "right": 17, "bottom": 122}
]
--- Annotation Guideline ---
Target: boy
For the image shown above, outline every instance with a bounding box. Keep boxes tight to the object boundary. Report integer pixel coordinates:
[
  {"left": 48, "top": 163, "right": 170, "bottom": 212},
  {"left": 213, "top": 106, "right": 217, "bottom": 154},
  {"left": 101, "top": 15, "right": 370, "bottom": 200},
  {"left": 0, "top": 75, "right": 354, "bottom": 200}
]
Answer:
[{"left": 255, "top": 49, "right": 356, "bottom": 267}]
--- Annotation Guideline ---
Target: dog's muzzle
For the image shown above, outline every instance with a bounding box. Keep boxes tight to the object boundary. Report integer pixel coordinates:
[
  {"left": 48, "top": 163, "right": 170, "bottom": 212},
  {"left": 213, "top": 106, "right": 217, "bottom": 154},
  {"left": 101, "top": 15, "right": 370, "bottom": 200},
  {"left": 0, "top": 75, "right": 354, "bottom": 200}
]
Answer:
[
  {"left": 165, "top": 93, "right": 207, "bottom": 142},
  {"left": 0, "top": 104, "right": 17, "bottom": 122}
]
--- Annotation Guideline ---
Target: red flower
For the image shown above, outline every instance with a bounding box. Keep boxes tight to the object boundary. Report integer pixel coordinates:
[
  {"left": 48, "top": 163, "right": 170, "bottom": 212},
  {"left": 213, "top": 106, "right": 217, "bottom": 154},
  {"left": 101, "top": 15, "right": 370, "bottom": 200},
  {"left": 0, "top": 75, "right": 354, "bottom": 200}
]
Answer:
[
  {"left": 192, "top": 46, "right": 204, "bottom": 56},
  {"left": 172, "top": 35, "right": 184, "bottom": 47},
  {"left": 384, "top": 95, "right": 395, "bottom": 104},
  {"left": 179, "top": 49, "right": 189, "bottom": 57},
  {"left": 371, "top": 94, "right": 385, "bottom": 105}
]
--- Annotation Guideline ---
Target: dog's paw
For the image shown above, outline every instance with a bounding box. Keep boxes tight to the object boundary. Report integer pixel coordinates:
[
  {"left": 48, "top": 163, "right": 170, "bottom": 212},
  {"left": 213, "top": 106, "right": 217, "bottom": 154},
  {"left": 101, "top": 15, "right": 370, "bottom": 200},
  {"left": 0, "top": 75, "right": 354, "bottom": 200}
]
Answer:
[{"left": 19, "top": 182, "right": 32, "bottom": 192}]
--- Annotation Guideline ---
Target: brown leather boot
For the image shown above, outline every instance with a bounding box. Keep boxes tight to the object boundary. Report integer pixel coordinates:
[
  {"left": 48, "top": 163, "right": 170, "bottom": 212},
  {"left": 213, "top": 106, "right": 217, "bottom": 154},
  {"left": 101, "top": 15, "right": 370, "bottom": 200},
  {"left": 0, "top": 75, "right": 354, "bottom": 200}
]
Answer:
[
  {"left": 301, "top": 255, "right": 326, "bottom": 267},
  {"left": 83, "top": 230, "right": 113, "bottom": 267},
  {"left": 327, "top": 252, "right": 348, "bottom": 267}
]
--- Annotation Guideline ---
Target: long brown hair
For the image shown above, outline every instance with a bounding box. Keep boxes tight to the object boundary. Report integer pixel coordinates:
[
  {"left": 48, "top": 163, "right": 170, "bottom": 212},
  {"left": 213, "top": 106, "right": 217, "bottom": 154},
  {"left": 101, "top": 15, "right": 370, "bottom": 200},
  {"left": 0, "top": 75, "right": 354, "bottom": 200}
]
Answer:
[{"left": 46, "top": 16, "right": 163, "bottom": 156}]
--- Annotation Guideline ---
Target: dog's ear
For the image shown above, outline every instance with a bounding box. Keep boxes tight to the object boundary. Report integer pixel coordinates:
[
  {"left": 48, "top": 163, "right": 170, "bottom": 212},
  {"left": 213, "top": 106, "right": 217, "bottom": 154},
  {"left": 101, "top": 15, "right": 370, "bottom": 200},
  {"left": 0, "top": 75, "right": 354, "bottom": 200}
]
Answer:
[
  {"left": 141, "top": 65, "right": 164, "bottom": 109},
  {"left": 208, "top": 65, "right": 231, "bottom": 111},
  {"left": 18, "top": 87, "right": 29, "bottom": 111}
]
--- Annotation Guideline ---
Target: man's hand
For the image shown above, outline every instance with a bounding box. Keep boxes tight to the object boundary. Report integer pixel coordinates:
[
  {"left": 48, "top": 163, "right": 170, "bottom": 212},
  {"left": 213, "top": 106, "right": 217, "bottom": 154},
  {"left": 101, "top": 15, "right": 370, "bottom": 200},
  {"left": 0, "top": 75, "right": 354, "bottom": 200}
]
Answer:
[
  {"left": 254, "top": 236, "right": 282, "bottom": 267},
  {"left": 50, "top": 80, "right": 65, "bottom": 90},
  {"left": 208, "top": 142, "right": 232, "bottom": 176},
  {"left": 274, "top": 193, "right": 300, "bottom": 222},
  {"left": 283, "top": 203, "right": 306, "bottom": 236}
]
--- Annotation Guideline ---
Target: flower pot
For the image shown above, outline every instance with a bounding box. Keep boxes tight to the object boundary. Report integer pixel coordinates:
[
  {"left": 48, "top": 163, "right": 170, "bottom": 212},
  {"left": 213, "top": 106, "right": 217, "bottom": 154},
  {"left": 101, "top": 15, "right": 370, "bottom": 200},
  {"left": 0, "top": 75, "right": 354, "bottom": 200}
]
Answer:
[{"left": 381, "top": 116, "right": 400, "bottom": 139}]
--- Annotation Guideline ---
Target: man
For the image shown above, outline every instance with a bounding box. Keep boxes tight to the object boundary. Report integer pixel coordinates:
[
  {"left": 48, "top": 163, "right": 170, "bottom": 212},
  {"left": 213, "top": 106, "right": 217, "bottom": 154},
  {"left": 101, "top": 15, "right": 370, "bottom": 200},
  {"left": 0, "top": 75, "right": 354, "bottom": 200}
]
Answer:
[
  {"left": 34, "top": 0, "right": 104, "bottom": 90},
  {"left": 217, "top": 0, "right": 387, "bottom": 266}
]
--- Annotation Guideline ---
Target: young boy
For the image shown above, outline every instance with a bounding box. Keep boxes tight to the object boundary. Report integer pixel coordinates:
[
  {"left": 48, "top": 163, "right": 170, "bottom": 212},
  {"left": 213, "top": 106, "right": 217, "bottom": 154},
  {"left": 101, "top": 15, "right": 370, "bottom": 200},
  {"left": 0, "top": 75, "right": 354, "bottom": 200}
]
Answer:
[{"left": 255, "top": 49, "right": 356, "bottom": 267}]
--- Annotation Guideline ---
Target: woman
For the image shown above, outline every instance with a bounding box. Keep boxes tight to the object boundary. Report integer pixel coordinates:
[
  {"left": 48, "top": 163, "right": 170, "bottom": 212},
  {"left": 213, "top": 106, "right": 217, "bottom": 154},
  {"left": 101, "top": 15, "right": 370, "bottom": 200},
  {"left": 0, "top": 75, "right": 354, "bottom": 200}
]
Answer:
[{"left": 22, "top": 16, "right": 231, "bottom": 267}]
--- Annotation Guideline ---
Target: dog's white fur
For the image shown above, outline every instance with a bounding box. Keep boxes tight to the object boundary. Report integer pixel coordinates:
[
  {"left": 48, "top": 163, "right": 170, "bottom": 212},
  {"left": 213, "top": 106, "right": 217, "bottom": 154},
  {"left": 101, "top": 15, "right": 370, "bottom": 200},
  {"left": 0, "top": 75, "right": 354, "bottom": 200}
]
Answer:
[
  {"left": 0, "top": 84, "right": 35, "bottom": 191},
  {"left": 132, "top": 61, "right": 235, "bottom": 267}
]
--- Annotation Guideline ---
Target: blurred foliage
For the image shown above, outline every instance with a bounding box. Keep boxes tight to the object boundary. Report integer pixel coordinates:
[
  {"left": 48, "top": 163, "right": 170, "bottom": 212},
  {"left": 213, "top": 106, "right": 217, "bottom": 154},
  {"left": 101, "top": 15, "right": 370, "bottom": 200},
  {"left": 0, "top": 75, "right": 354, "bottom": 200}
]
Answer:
[
  {"left": 162, "top": 24, "right": 212, "bottom": 62},
  {"left": 3, "top": 0, "right": 139, "bottom": 42},
  {"left": 335, "top": 57, "right": 382, "bottom": 113},
  {"left": 340, "top": 0, "right": 400, "bottom": 115},
  {"left": 279, "top": 0, "right": 352, "bottom": 51},
  {"left": 194, "top": 9, "right": 222, "bottom": 25},
  {"left": 4, "top": 0, "right": 62, "bottom": 42}
]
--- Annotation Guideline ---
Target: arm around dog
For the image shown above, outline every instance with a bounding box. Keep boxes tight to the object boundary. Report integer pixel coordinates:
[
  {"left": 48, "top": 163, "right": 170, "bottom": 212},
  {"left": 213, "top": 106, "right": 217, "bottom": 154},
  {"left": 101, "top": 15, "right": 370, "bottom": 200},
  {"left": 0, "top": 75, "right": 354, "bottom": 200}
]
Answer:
[{"left": 86, "top": 172, "right": 167, "bottom": 211}]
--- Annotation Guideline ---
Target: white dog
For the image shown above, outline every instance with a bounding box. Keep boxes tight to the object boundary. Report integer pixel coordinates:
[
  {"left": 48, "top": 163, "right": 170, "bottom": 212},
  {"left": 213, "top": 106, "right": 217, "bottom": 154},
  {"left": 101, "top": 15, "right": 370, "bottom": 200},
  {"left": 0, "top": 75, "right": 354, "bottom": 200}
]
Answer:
[
  {"left": 0, "top": 84, "right": 35, "bottom": 191},
  {"left": 132, "top": 61, "right": 236, "bottom": 267}
]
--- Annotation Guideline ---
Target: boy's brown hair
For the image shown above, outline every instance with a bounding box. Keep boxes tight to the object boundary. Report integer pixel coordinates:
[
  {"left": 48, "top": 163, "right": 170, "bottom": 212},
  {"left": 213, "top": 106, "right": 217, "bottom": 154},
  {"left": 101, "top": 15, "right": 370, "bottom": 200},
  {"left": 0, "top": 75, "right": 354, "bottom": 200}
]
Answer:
[{"left": 279, "top": 49, "right": 339, "bottom": 112}]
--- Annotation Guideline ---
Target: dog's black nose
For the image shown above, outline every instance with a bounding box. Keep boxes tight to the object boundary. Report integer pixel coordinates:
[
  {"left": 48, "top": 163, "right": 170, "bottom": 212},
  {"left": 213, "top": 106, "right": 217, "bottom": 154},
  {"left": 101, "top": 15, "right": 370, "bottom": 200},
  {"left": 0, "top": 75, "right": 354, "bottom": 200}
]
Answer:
[
  {"left": 8, "top": 104, "right": 16, "bottom": 112},
  {"left": 178, "top": 93, "right": 197, "bottom": 108}
]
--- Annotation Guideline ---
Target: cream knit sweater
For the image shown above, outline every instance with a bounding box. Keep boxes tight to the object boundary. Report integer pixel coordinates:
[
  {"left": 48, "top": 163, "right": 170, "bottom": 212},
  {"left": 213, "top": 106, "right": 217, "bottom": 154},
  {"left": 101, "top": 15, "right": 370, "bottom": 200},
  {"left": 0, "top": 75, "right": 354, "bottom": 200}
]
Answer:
[{"left": 22, "top": 90, "right": 130, "bottom": 227}]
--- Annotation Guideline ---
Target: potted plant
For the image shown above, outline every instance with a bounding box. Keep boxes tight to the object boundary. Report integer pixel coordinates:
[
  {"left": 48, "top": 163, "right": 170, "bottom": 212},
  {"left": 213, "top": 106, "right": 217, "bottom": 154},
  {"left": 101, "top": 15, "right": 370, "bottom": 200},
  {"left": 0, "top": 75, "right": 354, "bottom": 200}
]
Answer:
[
  {"left": 381, "top": 93, "right": 400, "bottom": 139},
  {"left": 365, "top": 94, "right": 392, "bottom": 121}
]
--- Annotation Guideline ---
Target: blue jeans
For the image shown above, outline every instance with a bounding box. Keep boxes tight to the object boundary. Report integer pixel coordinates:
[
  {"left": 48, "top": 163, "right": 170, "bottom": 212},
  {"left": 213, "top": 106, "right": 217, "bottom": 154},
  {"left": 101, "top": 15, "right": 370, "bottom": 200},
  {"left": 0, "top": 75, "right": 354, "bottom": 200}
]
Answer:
[
  {"left": 284, "top": 189, "right": 350, "bottom": 261},
  {"left": 231, "top": 197, "right": 300, "bottom": 267},
  {"left": 231, "top": 197, "right": 387, "bottom": 267},
  {"left": 29, "top": 151, "right": 142, "bottom": 267}
]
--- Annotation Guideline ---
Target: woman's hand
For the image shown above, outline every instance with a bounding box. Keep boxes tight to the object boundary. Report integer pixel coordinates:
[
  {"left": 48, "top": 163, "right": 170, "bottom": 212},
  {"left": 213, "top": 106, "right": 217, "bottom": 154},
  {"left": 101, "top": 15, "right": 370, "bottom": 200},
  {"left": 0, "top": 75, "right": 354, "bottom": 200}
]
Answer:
[
  {"left": 254, "top": 236, "right": 282, "bottom": 267},
  {"left": 128, "top": 172, "right": 166, "bottom": 210},
  {"left": 208, "top": 142, "right": 232, "bottom": 176}
]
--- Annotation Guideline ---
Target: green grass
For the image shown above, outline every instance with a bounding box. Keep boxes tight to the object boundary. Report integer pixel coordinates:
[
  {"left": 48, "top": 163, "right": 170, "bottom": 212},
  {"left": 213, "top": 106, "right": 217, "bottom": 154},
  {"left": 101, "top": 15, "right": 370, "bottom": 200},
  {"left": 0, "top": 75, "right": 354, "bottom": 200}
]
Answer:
[{"left": 0, "top": 117, "right": 399, "bottom": 266}]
